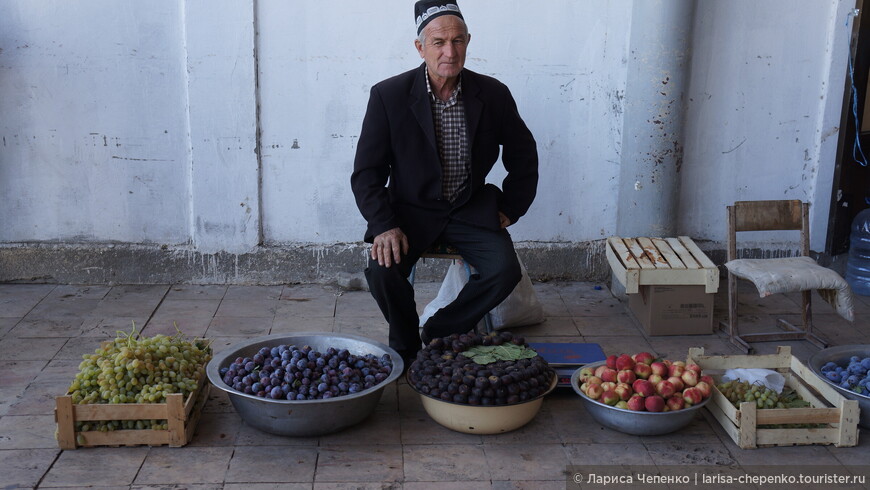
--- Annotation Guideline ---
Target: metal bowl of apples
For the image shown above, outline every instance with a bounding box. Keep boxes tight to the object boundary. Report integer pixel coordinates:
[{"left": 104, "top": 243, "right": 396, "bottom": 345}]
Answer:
[{"left": 571, "top": 359, "right": 711, "bottom": 436}]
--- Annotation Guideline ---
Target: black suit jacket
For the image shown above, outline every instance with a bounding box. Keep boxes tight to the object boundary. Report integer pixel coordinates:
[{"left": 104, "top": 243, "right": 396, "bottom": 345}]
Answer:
[{"left": 351, "top": 63, "right": 538, "bottom": 247}]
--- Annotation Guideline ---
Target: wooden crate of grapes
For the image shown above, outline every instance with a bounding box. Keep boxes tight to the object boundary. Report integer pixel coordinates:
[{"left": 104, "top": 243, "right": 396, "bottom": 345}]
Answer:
[
  {"left": 54, "top": 332, "right": 212, "bottom": 450},
  {"left": 687, "top": 346, "right": 859, "bottom": 449}
]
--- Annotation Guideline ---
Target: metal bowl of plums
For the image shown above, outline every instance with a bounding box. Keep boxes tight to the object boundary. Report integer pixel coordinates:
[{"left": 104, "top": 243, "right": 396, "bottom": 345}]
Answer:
[
  {"left": 571, "top": 358, "right": 711, "bottom": 436},
  {"left": 406, "top": 331, "right": 557, "bottom": 435},
  {"left": 206, "top": 332, "right": 403, "bottom": 437},
  {"left": 808, "top": 344, "right": 870, "bottom": 429}
]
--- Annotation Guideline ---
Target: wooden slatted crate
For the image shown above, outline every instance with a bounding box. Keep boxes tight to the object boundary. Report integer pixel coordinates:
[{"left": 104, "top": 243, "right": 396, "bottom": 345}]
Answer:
[
  {"left": 607, "top": 236, "right": 719, "bottom": 294},
  {"left": 54, "top": 374, "right": 209, "bottom": 450},
  {"left": 687, "top": 346, "right": 859, "bottom": 449}
]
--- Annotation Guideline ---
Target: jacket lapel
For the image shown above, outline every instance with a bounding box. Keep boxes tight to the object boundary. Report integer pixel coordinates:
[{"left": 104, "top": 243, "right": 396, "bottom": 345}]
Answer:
[
  {"left": 410, "top": 64, "right": 437, "bottom": 151},
  {"left": 461, "top": 69, "right": 482, "bottom": 143}
]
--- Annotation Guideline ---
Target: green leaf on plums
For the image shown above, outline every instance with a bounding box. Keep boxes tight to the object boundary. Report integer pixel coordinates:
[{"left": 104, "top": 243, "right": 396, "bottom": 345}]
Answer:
[{"left": 461, "top": 344, "right": 538, "bottom": 365}]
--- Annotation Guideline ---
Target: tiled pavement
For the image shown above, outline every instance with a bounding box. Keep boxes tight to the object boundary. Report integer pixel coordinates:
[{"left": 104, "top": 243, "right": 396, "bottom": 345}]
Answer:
[{"left": 0, "top": 280, "right": 869, "bottom": 489}]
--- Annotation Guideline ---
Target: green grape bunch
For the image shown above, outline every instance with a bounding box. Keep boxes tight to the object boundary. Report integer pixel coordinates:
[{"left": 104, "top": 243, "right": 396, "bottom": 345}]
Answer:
[
  {"left": 716, "top": 380, "right": 810, "bottom": 410},
  {"left": 67, "top": 326, "right": 212, "bottom": 433}
]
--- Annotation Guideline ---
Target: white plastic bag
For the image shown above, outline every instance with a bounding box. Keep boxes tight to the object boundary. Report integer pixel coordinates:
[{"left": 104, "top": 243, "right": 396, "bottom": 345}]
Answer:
[
  {"left": 721, "top": 368, "right": 786, "bottom": 394},
  {"left": 419, "top": 255, "right": 544, "bottom": 330}
]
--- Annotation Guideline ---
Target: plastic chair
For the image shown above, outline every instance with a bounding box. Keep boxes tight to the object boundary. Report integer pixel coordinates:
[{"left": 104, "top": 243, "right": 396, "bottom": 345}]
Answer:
[
  {"left": 409, "top": 243, "right": 494, "bottom": 334},
  {"left": 719, "top": 200, "right": 829, "bottom": 353}
]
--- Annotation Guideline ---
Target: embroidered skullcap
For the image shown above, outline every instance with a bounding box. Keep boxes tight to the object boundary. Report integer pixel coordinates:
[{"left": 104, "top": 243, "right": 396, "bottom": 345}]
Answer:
[{"left": 414, "top": 1, "right": 463, "bottom": 35}]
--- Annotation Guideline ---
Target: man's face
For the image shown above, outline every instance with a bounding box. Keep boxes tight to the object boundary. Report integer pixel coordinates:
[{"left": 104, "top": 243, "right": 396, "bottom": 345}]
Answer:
[{"left": 415, "top": 15, "right": 470, "bottom": 83}]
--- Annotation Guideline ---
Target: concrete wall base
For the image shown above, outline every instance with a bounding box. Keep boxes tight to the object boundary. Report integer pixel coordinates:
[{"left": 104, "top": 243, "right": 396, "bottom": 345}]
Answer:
[{"left": 0, "top": 240, "right": 615, "bottom": 286}]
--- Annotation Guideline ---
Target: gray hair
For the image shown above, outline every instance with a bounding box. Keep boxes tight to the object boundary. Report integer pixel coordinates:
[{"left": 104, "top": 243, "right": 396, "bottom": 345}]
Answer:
[{"left": 417, "top": 16, "right": 468, "bottom": 45}]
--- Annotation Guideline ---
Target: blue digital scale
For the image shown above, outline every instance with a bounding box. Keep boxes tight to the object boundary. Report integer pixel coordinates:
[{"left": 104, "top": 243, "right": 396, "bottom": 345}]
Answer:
[{"left": 528, "top": 342, "right": 606, "bottom": 388}]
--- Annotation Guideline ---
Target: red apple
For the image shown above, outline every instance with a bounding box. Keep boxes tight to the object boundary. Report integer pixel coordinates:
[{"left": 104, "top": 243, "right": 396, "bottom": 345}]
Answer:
[
  {"left": 650, "top": 361, "right": 668, "bottom": 377},
  {"left": 615, "top": 354, "right": 636, "bottom": 371},
  {"left": 648, "top": 373, "right": 663, "bottom": 385},
  {"left": 627, "top": 394, "right": 646, "bottom": 411},
  {"left": 601, "top": 389, "right": 620, "bottom": 406},
  {"left": 632, "top": 379, "right": 656, "bottom": 397},
  {"left": 667, "top": 376, "right": 685, "bottom": 392},
  {"left": 617, "top": 369, "right": 636, "bottom": 385},
  {"left": 614, "top": 384, "right": 633, "bottom": 401},
  {"left": 672, "top": 360, "right": 686, "bottom": 368},
  {"left": 605, "top": 354, "right": 618, "bottom": 370},
  {"left": 594, "top": 365, "right": 609, "bottom": 378},
  {"left": 695, "top": 381, "right": 712, "bottom": 399},
  {"left": 577, "top": 366, "right": 595, "bottom": 383},
  {"left": 616, "top": 400, "right": 629, "bottom": 409},
  {"left": 600, "top": 381, "right": 617, "bottom": 392},
  {"left": 633, "top": 352, "right": 655, "bottom": 365},
  {"left": 668, "top": 364, "right": 686, "bottom": 378},
  {"left": 644, "top": 395, "right": 665, "bottom": 412},
  {"left": 586, "top": 383, "right": 603, "bottom": 400},
  {"left": 666, "top": 396, "right": 686, "bottom": 411},
  {"left": 586, "top": 376, "right": 603, "bottom": 386},
  {"left": 686, "top": 363, "right": 702, "bottom": 375},
  {"left": 662, "top": 359, "right": 673, "bottom": 368},
  {"left": 655, "top": 380, "right": 676, "bottom": 399},
  {"left": 681, "top": 370, "right": 698, "bottom": 387},
  {"left": 633, "top": 363, "right": 652, "bottom": 380},
  {"left": 682, "top": 387, "right": 703, "bottom": 405},
  {"left": 599, "top": 368, "right": 618, "bottom": 383},
  {"left": 700, "top": 375, "right": 715, "bottom": 386}
]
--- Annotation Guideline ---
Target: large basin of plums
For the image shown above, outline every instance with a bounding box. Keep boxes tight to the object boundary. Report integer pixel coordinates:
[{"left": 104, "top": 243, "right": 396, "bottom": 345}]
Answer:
[
  {"left": 407, "top": 331, "right": 557, "bottom": 434},
  {"left": 206, "top": 333, "right": 403, "bottom": 437},
  {"left": 808, "top": 344, "right": 870, "bottom": 429}
]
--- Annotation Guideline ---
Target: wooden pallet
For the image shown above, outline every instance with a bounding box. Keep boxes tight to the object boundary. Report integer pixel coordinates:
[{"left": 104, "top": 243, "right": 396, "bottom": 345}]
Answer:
[
  {"left": 687, "top": 346, "right": 859, "bottom": 449},
  {"left": 54, "top": 374, "right": 209, "bottom": 449},
  {"left": 606, "top": 236, "right": 719, "bottom": 294}
]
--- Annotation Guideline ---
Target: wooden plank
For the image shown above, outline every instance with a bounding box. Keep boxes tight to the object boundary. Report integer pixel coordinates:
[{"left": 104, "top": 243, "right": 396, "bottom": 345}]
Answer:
[
  {"left": 608, "top": 237, "right": 640, "bottom": 270},
  {"left": 704, "top": 399, "right": 743, "bottom": 447},
  {"left": 624, "top": 238, "right": 656, "bottom": 269},
  {"left": 606, "top": 239, "right": 637, "bottom": 293},
  {"left": 756, "top": 428, "right": 837, "bottom": 447},
  {"left": 650, "top": 237, "right": 686, "bottom": 268},
  {"left": 789, "top": 356, "right": 849, "bottom": 404},
  {"left": 678, "top": 236, "right": 717, "bottom": 270},
  {"left": 784, "top": 373, "right": 827, "bottom": 409},
  {"left": 666, "top": 237, "right": 700, "bottom": 269},
  {"left": 836, "top": 398, "right": 860, "bottom": 447},
  {"left": 636, "top": 237, "right": 670, "bottom": 268},
  {"left": 166, "top": 394, "right": 186, "bottom": 447},
  {"left": 755, "top": 407, "right": 841, "bottom": 425},
  {"left": 55, "top": 396, "right": 77, "bottom": 450},
  {"left": 738, "top": 401, "right": 757, "bottom": 449},
  {"left": 79, "top": 429, "right": 170, "bottom": 447},
  {"left": 73, "top": 403, "right": 169, "bottom": 421}
]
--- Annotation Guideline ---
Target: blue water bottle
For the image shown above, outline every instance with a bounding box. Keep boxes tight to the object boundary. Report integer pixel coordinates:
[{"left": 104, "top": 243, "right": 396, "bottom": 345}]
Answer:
[{"left": 846, "top": 208, "right": 870, "bottom": 296}]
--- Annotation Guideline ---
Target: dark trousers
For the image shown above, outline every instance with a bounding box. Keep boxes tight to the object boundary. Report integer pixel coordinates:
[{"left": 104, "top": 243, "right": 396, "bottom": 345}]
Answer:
[{"left": 364, "top": 219, "right": 522, "bottom": 361}]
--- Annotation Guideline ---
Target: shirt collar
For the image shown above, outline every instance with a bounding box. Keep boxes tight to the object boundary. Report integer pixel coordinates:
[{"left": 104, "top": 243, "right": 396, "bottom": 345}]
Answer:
[{"left": 424, "top": 66, "right": 462, "bottom": 102}]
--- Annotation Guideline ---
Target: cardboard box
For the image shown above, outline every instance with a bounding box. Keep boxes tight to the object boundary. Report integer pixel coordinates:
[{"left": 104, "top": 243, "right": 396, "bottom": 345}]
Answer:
[{"left": 628, "top": 285, "right": 713, "bottom": 335}]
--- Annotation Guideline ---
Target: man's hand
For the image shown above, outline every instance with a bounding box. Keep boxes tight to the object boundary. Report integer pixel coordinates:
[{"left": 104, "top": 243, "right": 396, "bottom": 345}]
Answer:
[
  {"left": 371, "top": 227, "right": 409, "bottom": 267},
  {"left": 498, "top": 212, "right": 512, "bottom": 229}
]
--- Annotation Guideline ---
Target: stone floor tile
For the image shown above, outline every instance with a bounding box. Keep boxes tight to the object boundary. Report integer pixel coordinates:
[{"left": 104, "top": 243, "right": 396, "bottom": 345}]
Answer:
[
  {"left": 510, "top": 317, "right": 577, "bottom": 337},
  {"left": 0, "top": 360, "right": 48, "bottom": 388},
  {"left": 484, "top": 443, "right": 569, "bottom": 481},
  {"left": 396, "top": 382, "right": 426, "bottom": 413},
  {"left": 224, "top": 445, "right": 317, "bottom": 483},
  {"left": 0, "top": 317, "right": 19, "bottom": 336},
  {"left": 0, "top": 336, "right": 66, "bottom": 361},
  {"left": 206, "top": 316, "right": 273, "bottom": 337},
  {"left": 314, "top": 445, "right": 403, "bottom": 483},
  {"left": 315, "top": 483, "right": 404, "bottom": 490},
  {"left": 141, "top": 316, "right": 210, "bottom": 338},
  {"left": 550, "top": 404, "right": 645, "bottom": 445},
  {"left": 41, "top": 446, "right": 149, "bottom": 487},
  {"left": 165, "top": 284, "right": 228, "bottom": 300},
  {"left": 319, "top": 411, "right": 401, "bottom": 446},
  {"left": 45, "top": 284, "right": 111, "bottom": 300},
  {"left": 403, "top": 444, "right": 490, "bottom": 481},
  {"left": 565, "top": 442, "right": 653, "bottom": 466},
  {"left": 0, "top": 448, "right": 61, "bottom": 488},
  {"left": 335, "top": 290, "right": 383, "bottom": 318},
  {"left": 78, "top": 315, "right": 149, "bottom": 337},
  {"left": 376, "top": 380, "right": 399, "bottom": 412},
  {"left": 0, "top": 284, "right": 55, "bottom": 317},
  {"left": 54, "top": 335, "right": 111, "bottom": 359},
  {"left": 103, "top": 284, "right": 169, "bottom": 301},
  {"left": 492, "top": 481, "right": 565, "bottom": 490},
  {"left": 728, "top": 443, "right": 841, "bottom": 467},
  {"left": 574, "top": 314, "right": 641, "bottom": 337},
  {"left": 480, "top": 410, "right": 561, "bottom": 445},
  {"left": 580, "top": 336, "right": 658, "bottom": 359},
  {"left": 202, "top": 386, "right": 235, "bottom": 413},
  {"left": 151, "top": 298, "right": 221, "bottom": 318},
  {"left": 224, "top": 285, "right": 284, "bottom": 301},
  {"left": 187, "top": 412, "right": 242, "bottom": 446},
  {"left": 215, "top": 298, "right": 279, "bottom": 318},
  {"left": 9, "top": 317, "right": 87, "bottom": 338},
  {"left": 638, "top": 416, "right": 724, "bottom": 445},
  {"left": 644, "top": 442, "right": 738, "bottom": 466},
  {"left": 89, "top": 298, "right": 161, "bottom": 318},
  {"left": 235, "top": 420, "right": 319, "bottom": 446},
  {"left": 399, "top": 410, "right": 483, "bottom": 445},
  {"left": 0, "top": 387, "right": 26, "bottom": 417},
  {"left": 405, "top": 482, "right": 491, "bottom": 490},
  {"left": 225, "top": 485, "right": 309, "bottom": 490},
  {"left": 277, "top": 285, "right": 339, "bottom": 317},
  {"left": 271, "top": 315, "right": 335, "bottom": 333},
  {"left": 645, "top": 334, "right": 744, "bottom": 360},
  {"left": 334, "top": 316, "right": 390, "bottom": 341},
  {"left": 0, "top": 414, "right": 59, "bottom": 449},
  {"left": 134, "top": 446, "right": 234, "bottom": 485},
  {"left": 131, "top": 485, "right": 222, "bottom": 490}
]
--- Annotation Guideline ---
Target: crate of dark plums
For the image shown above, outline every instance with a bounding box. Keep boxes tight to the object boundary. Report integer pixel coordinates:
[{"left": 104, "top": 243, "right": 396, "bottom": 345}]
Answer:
[
  {"left": 687, "top": 346, "right": 859, "bottom": 449},
  {"left": 54, "top": 338, "right": 211, "bottom": 449}
]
